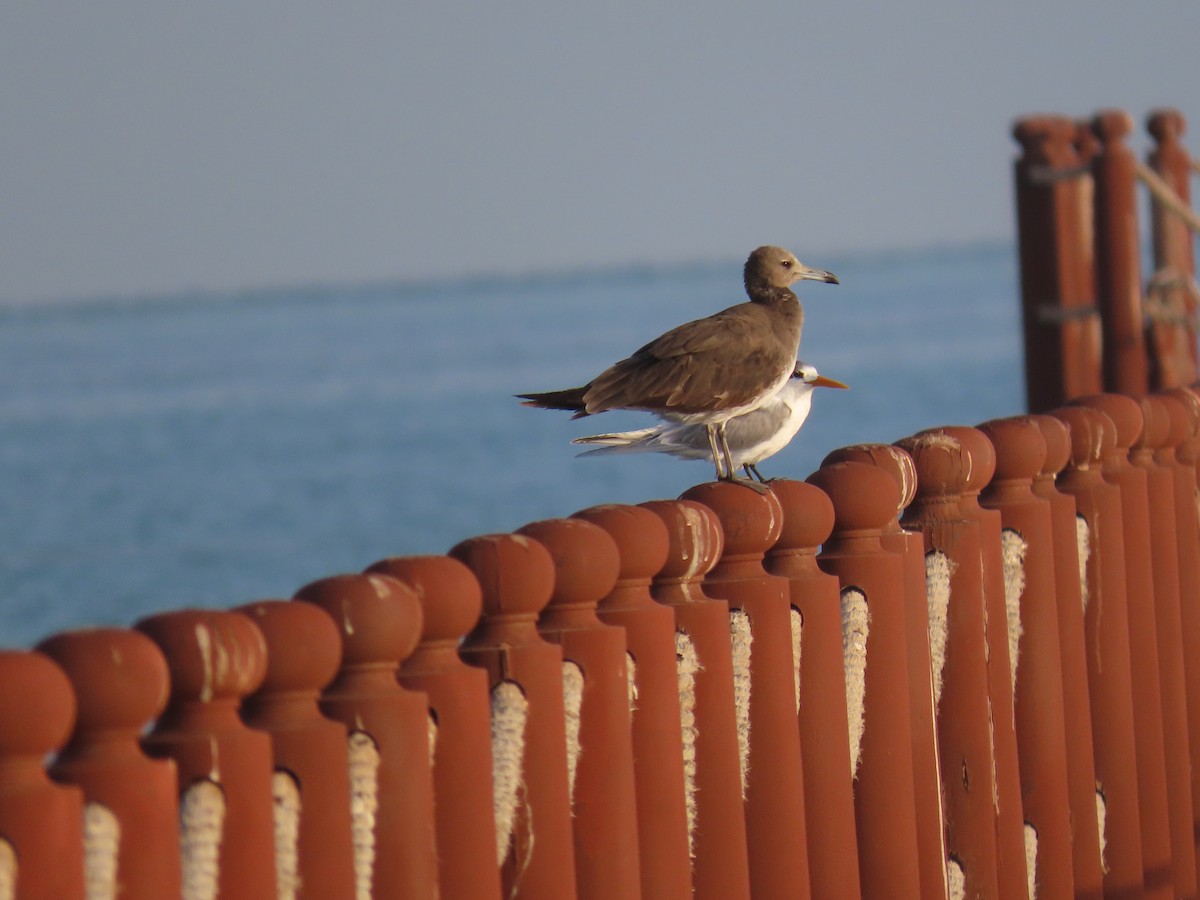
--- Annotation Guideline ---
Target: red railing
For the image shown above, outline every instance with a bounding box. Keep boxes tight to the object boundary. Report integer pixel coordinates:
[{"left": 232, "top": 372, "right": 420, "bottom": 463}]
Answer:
[{"left": 2, "top": 109, "right": 1199, "bottom": 899}]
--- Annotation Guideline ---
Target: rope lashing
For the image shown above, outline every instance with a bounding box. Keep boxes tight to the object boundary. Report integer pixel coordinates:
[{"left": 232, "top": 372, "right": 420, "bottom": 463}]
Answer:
[
  {"left": 180, "top": 779, "right": 225, "bottom": 900},
  {"left": 271, "top": 772, "right": 301, "bottom": 900},
  {"left": 925, "top": 552, "right": 953, "bottom": 711},
  {"left": 841, "top": 588, "right": 869, "bottom": 779},
  {"left": 347, "top": 732, "right": 381, "bottom": 900},
  {"left": 675, "top": 631, "right": 701, "bottom": 860},
  {"left": 947, "top": 858, "right": 966, "bottom": 900},
  {"left": 1077, "top": 516, "right": 1091, "bottom": 614},
  {"left": 729, "top": 610, "right": 753, "bottom": 798},
  {"left": 1144, "top": 268, "right": 1200, "bottom": 329},
  {"left": 1001, "top": 529, "right": 1028, "bottom": 696},
  {"left": 1135, "top": 160, "right": 1200, "bottom": 235},
  {"left": 562, "top": 662, "right": 584, "bottom": 810},
  {"left": 0, "top": 839, "right": 13, "bottom": 900},
  {"left": 790, "top": 608, "right": 803, "bottom": 714},
  {"left": 1025, "top": 823, "right": 1039, "bottom": 899},
  {"left": 84, "top": 802, "right": 120, "bottom": 900},
  {"left": 490, "top": 681, "right": 528, "bottom": 867}
]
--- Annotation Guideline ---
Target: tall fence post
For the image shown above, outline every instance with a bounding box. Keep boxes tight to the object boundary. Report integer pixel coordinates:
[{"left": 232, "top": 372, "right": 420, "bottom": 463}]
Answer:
[
  {"left": 37, "top": 628, "right": 183, "bottom": 900},
  {"left": 641, "top": 498, "right": 754, "bottom": 900},
  {"left": 1091, "top": 109, "right": 1151, "bottom": 395},
  {"left": 976, "top": 416, "right": 1084, "bottom": 897},
  {"left": 895, "top": 432, "right": 1018, "bottom": 898},
  {"left": 0, "top": 650, "right": 86, "bottom": 899},
  {"left": 1050, "top": 406, "right": 1147, "bottom": 895},
  {"left": 515, "top": 517, "right": 645, "bottom": 900},
  {"left": 678, "top": 483, "right": 812, "bottom": 900},
  {"left": 448, "top": 534, "right": 581, "bottom": 900},
  {"left": 823, "top": 444, "right": 949, "bottom": 899},
  {"left": 570, "top": 503, "right": 698, "bottom": 900},
  {"left": 292, "top": 573, "right": 441, "bottom": 900},
  {"left": 1025, "top": 414, "right": 1107, "bottom": 896},
  {"left": 1012, "top": 115, "right": 1103, "bottom": 410},
  {"left": 1065, "top": 393, "right": 1176, "bottom": 897},
  {"left": 805, "top": 462, "right": 925, "bottom": 899},
  {"left": 135, "top": 609, "right": 278, "bottom": 900},
  {"left": 1146, "top": 109, "right": 1199, "bottom": 386},
  {"left": 236, "top": 600, "right": 358, "bottom": 900},
  {"left": 761, "top": 480, "right": 864, "bottom": 900},
  {"left": 365, "top": 554, "right": 504, "bottom": 900}
]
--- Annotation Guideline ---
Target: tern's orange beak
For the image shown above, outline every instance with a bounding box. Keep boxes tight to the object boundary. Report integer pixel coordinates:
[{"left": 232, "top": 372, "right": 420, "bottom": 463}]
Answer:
[{"left": 813, "top": 375, "right": 849, "bottom": 390}]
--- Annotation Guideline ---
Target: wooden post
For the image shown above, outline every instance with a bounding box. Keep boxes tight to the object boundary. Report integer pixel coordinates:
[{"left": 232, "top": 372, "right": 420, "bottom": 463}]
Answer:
[
  {"left": 0, "top": 651, "right": 86, "bottom": 899},
  {"left": 571, "top": 503, "right": 696, "bottom": 900},
  {"left": 39, "top": 628, "right": 183, "bottom": 899},
  {"left": 679, "top": 483, "right": 812, "bottom": 900},
  {"left": 448, "top": 534, "right": 581, "bottom": 899},
  {"left": 1012, "top": 115, "right": 1103, "bottom": 410},
  {"left": 1091, "top": 109, "right": 1150, "bottom": 395},
  {"left": 1050, "top": 406, "right": 1147, "bottom": 896},
  {"left": 516, "top": 517, "right": 644, "bottom": 900},
  {"left": 292, "top": 574, "right": 441, "bottom": 900},
  {"left": 642, "top": 498, "right": 754, "bottom": 900},
  {"left": 806, "top": 462, "right": 925, "bottom": 899},
  {"left": 1146, "top": 109, "right": 1199, "bottom": 386},
  {"left": 237, "top": 600, "right": 358, "bottom": 900},
  {"left": 136, "top": 609, "right": 279, "bottom": 900},
  {"left": 763, "top": 480, "right": 864, "bottom": 900},
  {"left": 365, "top": 554, "right": 504, "bottom": 900}
]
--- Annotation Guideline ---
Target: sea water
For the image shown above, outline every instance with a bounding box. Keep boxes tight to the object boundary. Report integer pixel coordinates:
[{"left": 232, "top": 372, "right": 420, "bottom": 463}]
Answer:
[{"left": 0, "top": 241, "right": 1023, "bottom": 646}]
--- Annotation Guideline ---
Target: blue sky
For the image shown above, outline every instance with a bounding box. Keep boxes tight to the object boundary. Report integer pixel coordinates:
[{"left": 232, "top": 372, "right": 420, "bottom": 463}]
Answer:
[{"left": 4, "top": 2, "right": 1199, "bottom": 303}]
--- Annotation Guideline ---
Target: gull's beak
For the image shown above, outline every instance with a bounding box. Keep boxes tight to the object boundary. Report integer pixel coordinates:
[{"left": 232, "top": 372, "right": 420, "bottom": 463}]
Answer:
[
  {"left": 813, "top": 375, "right": 849, "bottom": 390},
  {"left": 799, "top": 264, "right": 839, "bottom": 285}
]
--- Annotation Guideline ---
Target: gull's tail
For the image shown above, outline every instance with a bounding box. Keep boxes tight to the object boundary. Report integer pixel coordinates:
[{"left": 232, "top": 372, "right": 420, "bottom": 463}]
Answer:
[
  {"left": 516, "top": 386, "right": 590, "bottom": 418},
  {"left": 573, "top": 428, "right": 664, "bottom": 457}
]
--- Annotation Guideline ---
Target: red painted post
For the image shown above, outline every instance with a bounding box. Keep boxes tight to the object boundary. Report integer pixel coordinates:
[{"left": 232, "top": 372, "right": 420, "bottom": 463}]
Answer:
[
  {"left": 805, "top": 462, "right": 924, "bottom": 899},
  {"left": 292, "top": 573, "right": 440, "bottom": 900},
  {"left": 448, "top": 533, "right": 580, "bottom": 900},
  {"left": 1091, "top": 109, "right": 1150, "bottom": 395},
  {"left": 1146, "top": 109, "right": 1198, "bottom": 386},
  {"left": 236, "top": 600, "right": 357, "bottom": 900},
  {"left": 1012, "top": 115, "right": 1103, "bottom": 410},
  {"left": 570, "top": 503, "right": 694, "bottom": 900},
  {"left": 822, "top": 445, "right": 948, "bottom": 899},
  {"left": 1026, "top": 414, "right": 1106, "bottom": 896},
  {"left": 761, "top": 480, "right": 864, "bottom": 900},
  {"left": 515, "top": 517, "right": 644, "bottom": 900},
  {"left": 0, "top": 650, "right": 86, "bottom": 899},
  {"left": 677, "top": 483, "right": 812, "bottom": 900},
  {"left": 38, "top": 628, "right": 182, "bottom": 899},
  {"left": 1150, "top": 391, "right": 1200, "bottom": 880},
  {"left": 641, "top": 498, "right": 753, "bottom": 900},
  {"left": 976, "top": 416, "right": 1082, "bottom": 897},
  {"left": 1050, "top": 406, "right": 1146, "bottom": 896},
  {"left": 136, "top": 609, "right": 278, "bottom": 900},
  {"left": 365, "top": 554, "right": 504, "bottom": 900},
  {"left": 906, "top": 426, "right": 1031, "bottom": 899},
  {"left": 1072, "top": 394, "right": 1187, "bottom": 897},
  {"left": 894, "top": 433, "right": 1011, "bottom": 899}
]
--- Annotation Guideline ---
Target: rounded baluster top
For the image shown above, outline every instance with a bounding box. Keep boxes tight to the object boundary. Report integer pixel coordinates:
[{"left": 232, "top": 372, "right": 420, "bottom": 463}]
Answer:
[
  {"left": 1029, "top": 414, "right": 1072, "bottom": 476},
  {"left": 515, "top": 518, "right": 620, "bottom": 609},
  {"left": 294, "top": 572, "right": 424, "bottom": 668},
  {"left": 806, "top": 461, "right": 899, "bottom": 534},
  {"left": 1011, "top": 115, "right": 1078, "bottom": 164},
  {"left": 235, "top": 600, "right": 342, "bottom": 695},
  {"left": 1147, "top": 108, "right": 1186, "bottom": 143},
  {"left": 1092, "top": 109, "right": 1134, "bottom": 144},
  {"left": 1164, "top": 387, "right": 1200, "bottom": 436},
  {"left": 0, "top": 650, "right": 76, "bottom": 758},
  {"left": 895, "top": 430, "right": 973, "bottom": 500},
  {"left": 572, "top": 503, "right": 669, "bottom": 581},
  {"left": 1133, "top": 395, "right": 1171, "bottom": 451},
  {"left": 639, "top": 499, "right": 724, "bottom": 581},
  {"left": 1150, "top": 394, "right": 1190, "bottom": 451},
  {"left": 768, "top": 479, "right": 835, "bottom": 552},
  {"left": 135, "top": 609, "right": 267, "bottom": 705},
  {"left": 449, "top": 533, "right": 555, "bottom": 619},
  {"left": 365, "top": 555, "right": 483, "bottom": 645},
  {"left": 823, "top": 443, "right": 918, "bottom": 509},
  {"left": 37, "top": 628, "right": 169, "bottom": 738},
  {"left": 679, "top": 482, "right": 784, "bottom": 559},
  {"left": 1051, "top": 406, "right": 1115, "bottom": 469},
  {"left": 938, "top": 426, "right": 996, "bottom": 492},
  {"left": 977, "top": 416, "right": 1048, "bottom": 482},
  {"left": 1070, "top": 393, "right": 1143, "bottom": 450}
]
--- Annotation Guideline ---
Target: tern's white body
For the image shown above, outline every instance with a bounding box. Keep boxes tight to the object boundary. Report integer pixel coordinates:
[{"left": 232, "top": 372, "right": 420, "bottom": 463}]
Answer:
[{"left": 574, "top": 362, "right": 847, "bottom": 474}]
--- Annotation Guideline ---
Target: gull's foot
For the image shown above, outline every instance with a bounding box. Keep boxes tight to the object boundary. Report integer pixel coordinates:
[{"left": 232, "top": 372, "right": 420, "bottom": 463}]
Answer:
[{"left": 720, "top": 473, "right": 771, "bottom": 494}]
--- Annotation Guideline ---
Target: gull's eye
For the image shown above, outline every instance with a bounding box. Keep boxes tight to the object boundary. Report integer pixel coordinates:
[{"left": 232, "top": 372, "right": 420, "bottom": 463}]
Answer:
[{"left": 780, "top": 259, "right": 792, "bottom": 269}]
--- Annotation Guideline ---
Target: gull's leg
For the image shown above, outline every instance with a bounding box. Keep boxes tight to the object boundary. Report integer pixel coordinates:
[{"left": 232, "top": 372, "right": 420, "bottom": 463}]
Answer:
[
  {"left": 745, "top": 464, "right": 767, "bottom": 482},
  {"left": 718, "top": 423, "right": 768, "bottom": 493},
  {"left": 706, "top": 424, "right": 727, "bottom": 480}
]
